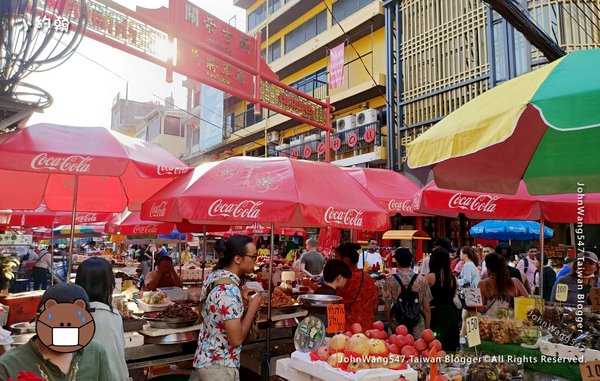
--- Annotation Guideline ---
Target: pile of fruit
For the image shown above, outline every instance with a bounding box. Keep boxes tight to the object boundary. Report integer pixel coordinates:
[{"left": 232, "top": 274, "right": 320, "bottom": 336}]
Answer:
[
  {"left": 528, "top": 306, "right": 600, "bottom": 349},
  {"left": 256, "top": 256, "right": 291, "bottom": 271},
  {"left": 478, "top": 317, "right": 534, "bottom": 344},
  {"left": 310, "top": 321, "right": 445, "bottom": 373}
]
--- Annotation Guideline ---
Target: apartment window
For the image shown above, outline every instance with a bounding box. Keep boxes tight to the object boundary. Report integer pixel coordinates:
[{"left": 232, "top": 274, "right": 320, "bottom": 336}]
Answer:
[
  {"left": 290, "top": 68, "right": 327, "bottom": 95},
  {"left": 164, "top": 116, "right": 183, "bottom": 136},
  {"left": 224, "top": 113, "right": 234, "bottom": 138},
  {"left": 284, "top": 11, "right": 327, "bottom": 53},
  {"left": 332, "top": 0, "right": 373, "bottom": 22},
  {"left": 268, "top": 39, "right": 281, "bottom": 62},
  {"left": 268, "top": 0, "right": 281, "bottom": 14},
  {"left": 248, "top": 3, "right": 266, "bottom": 30}
]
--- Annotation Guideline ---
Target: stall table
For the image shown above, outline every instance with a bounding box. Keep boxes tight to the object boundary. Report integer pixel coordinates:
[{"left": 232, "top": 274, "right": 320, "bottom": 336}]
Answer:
[{"left": 467, "top": 340, "right": 581, "bottom": 381}]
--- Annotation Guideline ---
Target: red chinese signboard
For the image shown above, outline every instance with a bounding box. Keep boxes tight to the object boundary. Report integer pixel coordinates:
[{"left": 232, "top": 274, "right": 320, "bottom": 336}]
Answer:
[
  {"left": 172, "top": 1, "right": 256, "bottom": 69},
  {"left": 177, "top": 40, "right": 255, "bottom": 101}
]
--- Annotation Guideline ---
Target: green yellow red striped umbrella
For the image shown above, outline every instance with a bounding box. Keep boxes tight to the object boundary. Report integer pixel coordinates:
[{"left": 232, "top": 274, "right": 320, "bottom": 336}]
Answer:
[{"left": 406, "top": 49, "right": 600, "bottom": 195}]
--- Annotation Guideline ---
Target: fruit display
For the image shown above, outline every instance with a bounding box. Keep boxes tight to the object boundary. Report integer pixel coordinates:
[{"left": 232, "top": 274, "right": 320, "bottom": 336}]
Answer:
[
  {"left": 310, "top": 321, "right": 444, "bottom": 373},
  {"left": 519, "top": 327, "right": 543, "bottom": 345},
  {"left": 466, "top": 362, "right": 520, "bottom": 381},
  {"left": 261, "top": 287, "right": 297, "bottom": 308},
  {"left": 256, "top": 256, "right": 291, "bottom": 271},
  {"left": 141, "top": 291, "right": 168, "bottom": 305}
]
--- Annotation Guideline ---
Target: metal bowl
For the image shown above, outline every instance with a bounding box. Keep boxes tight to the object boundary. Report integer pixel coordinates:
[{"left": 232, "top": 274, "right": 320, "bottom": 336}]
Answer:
[
  {"left": 143, "top": 316, "right": 198, "bottom": 329},
  {"left": 10, "top": 322, "right": 36, "bottom": 334},
  {"left": 298, "top": 294, "right": 343, "bottom": 307},
  {"left": 143, "top": 331, "right": 199, "bottom": 344}
]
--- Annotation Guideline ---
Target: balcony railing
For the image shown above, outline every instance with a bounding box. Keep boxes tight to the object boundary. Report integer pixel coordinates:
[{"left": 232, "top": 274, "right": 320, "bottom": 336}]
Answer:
[{"left": 271, "top": 121, "right": 382, "bottom": 161}]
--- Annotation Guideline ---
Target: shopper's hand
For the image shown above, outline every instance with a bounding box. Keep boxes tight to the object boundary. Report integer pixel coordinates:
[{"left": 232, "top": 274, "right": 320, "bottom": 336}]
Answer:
[{"left": 247, "top": 291, "right": 261, "bottom": 313}]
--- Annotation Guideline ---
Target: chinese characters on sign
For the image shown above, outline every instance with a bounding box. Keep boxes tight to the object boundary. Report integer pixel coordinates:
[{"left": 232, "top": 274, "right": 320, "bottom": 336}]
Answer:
[
  {"left": 326, "top": 304, "right": 345, "bottom": 333},
  {"left": 260, "top": 81, "right": 327, "bottom": 125}
]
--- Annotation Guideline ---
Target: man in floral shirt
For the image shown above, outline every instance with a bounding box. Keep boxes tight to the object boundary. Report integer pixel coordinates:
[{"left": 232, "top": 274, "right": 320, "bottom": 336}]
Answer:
[
  {"left": 335, "top": 243, "right": 379, "bottom": 331},
  {"left": 191, "top": 235, "right": 261, "bottom": 381}
]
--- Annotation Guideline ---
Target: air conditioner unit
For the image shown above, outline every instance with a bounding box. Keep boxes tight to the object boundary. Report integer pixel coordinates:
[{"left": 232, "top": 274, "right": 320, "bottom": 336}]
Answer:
[
  {"left": 336, "top": 115, "right": 356, "bottom": 133},
  {"left": 304, "top": 134, "right": 319, "bottom": 143},
  {"left": 289, "top": 135, "right": 304, "bottom": 147},
  {"left": 267, "top": 131, "right": 280, "bottom": 143},
  {"left": 356, "top": 109, "right": 378, "bottom": 126}
]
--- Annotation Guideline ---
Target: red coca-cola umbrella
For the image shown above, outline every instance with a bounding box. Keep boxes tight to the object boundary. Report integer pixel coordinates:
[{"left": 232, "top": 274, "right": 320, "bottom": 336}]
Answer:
[
  {"left": 106, "top": 211, "right": 176, "bottom": 236},
  {"left": 343, "top": 167, "right": 425, "bottom": 216},
  {"left": 141, "top": 157, "right": 389, "bottom": 230},
  {"left": 412, "top": 181, "right": 540, "bottom": 220},
  {"left": 6, "top": 203, "right": 114, "bottom": 227},
  {"left": 413, "top": 180, "right": 600, "bottom": 223},
  {"left": 0, "top": 123, "right": 190, "bottom": 276},
  {"left": 0, "top": 123, "right": 191, "bottom": 212}
]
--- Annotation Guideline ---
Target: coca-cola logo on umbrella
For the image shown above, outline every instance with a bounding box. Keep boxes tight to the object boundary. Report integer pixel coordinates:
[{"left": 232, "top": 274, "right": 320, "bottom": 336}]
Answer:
[
  {"left": 31, "top": 153, "right": 93, "bottom": 173},
  {"left": 75, "top": 213, "right": 98, "bottom": 223},
  {"left": 208, "top": 199, "right": 263, "bottom": 219},
  {"left": 132, "top": 224, "right": 159, "bottom": 234},
  {"left": 149, "top": 201, "right": 168, "bottom": 218},
  {"left": 448, "top": 193, "right": 500, "bottom": 214},
  {"left": 388, "top": 199, "right": 413, "bottom": 213},
  {"left": 324, "top": 207, "right": 364, "bottom": 227},
  {"left": 157, "top": 166, "right": 191, "bottom": 176}
]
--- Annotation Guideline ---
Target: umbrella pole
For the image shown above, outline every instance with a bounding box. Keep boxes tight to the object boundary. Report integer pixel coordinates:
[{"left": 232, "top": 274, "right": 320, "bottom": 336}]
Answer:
[
  {"left": 539, "top": 218, "right": 545, "bottom": 299},
  {"left": 263, "top": 224, "right": 275, "bottom": 381},
  {"left": 50, "top": 221, "right": 55, "bottom": 286},
  {"left": 67, "top": 175, "right": 79, "bottom": 284},
  {"left": 202, "top": 225, "right": 207, "bottom": 281}
]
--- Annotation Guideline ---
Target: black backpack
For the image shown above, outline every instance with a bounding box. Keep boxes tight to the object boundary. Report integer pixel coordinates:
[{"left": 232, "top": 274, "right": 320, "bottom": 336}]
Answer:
[{"left": 391, "top": 274, "right": 422, "bottom": 329}]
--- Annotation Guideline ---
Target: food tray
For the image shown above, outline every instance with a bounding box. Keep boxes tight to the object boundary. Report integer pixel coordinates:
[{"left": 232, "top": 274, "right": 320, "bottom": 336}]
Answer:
[
  {"left": 135, "top": 299, "right": 173, "bottom": 312},
  {"left": 144, "top": 331, "right": 198, "bottom": 344},
  {"left": 298, "top": 294, "right": 342, "bottom": 307},
  {"left": 144, "top": 316, "right": 198, "bottom": 329},
  {"left": 123, "top": 332, "right": 144, "bottom": 348},
  {"left": 539, "top": 338, "right": 600, "bottom": 362},
  {"left": 122, "top": 316, "right": 145, "bottom": 332},
  {"left": 157, "top": 287, "right": 188, "bottom": 301}
]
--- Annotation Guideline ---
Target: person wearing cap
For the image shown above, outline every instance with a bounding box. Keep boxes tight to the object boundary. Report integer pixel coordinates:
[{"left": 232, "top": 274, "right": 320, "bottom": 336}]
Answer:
[
  {"left": 0, "top": 283, "right": 113, "bottom": 380},
  {"left": 551, "top": 251, "right": 600, "bottom": 304}
]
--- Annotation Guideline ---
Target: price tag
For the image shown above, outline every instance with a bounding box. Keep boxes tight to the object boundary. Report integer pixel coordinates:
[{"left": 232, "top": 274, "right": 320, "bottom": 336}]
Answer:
[
  {"left": 555, "top": 283, "right": 569, "bottom": 302},
  {"left": 590, "top": 288, "right": 600, "bottom": 311},
  {"left": 465, "top": 316, "right": 481, "bottom": 347},
  {"left": 581, "top": 360, "right": 600, "bottom": 381},
  {"left": 326, "top": 304, "right": 345, "bottom": 333},
  {"left": 463, "top": 288, "right": 483, "bottom": 307}
]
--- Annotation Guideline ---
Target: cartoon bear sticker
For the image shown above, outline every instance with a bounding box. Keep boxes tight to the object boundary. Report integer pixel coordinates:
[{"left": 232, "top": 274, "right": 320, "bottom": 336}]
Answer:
[{"left": 36, "top": 298, "right": 95, "bottom": 353}]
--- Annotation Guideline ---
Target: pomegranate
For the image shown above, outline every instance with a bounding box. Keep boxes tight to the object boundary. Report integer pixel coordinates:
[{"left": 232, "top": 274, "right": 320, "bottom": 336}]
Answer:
[
  {"left": 316, "top": 346, "right": 330, "bottom": 361},
  {"left": 373, "top": 321, "right": 385, "bottom": 331},
  {"left": 428, "top": 339, "right": 442, "bottom": 351},
  {"left": 395, "top": 325, "right": 408, "bottom": 336},
  {"left": 414, "top": 338, "right": 428, "bottom": 352},
  {"left": 350, "top": 323, "right": 363, "bottom": 334},
  {"left": 421, "top": 329, "right": 435, "bottom": 343}
]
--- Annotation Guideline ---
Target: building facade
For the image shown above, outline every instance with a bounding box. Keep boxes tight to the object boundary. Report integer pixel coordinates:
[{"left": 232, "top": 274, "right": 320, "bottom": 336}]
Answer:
[{"left": 111, "top": 94, "right": 187, "bottom": 158}]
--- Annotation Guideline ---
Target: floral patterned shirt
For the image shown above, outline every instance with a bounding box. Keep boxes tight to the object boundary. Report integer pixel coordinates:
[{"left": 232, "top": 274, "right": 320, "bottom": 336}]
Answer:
[
  {"left": 382, "top": 269, "right": 432, "bottom": 338},
  {"left": 337, "top": 267, "right": 380, "bottom": 331},
  {"left": 193, "top": 269, "right": 243, "bottom": 369}
]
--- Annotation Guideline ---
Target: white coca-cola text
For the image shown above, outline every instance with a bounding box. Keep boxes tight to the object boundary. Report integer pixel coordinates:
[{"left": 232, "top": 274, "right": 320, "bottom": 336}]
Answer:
[
  {"left": 31, "top": 153, "right": 93, "bottom": 173},
  {"left": 324, "top": 207, "right": 364, "bottom": 227},
  {"left": 208, "top": 199, "right": 263, "bottom": 219},
  {"left": 75, "top": 213, "right": 98, "bottom": 223},
  {"left": 448, "top": 193, "right": 499, "bottom": 214},
  {"left": 132, "top": 224, "right": 159, "bottom": 234},
  {"left": 157, "top": 166, "right": 191, "bottom": 176},
  {"left": 388, "top": 199, "right": 413, "bottom": 213},
  {"left": 149, "top": 201, "right": 168, "bottom": 218}
]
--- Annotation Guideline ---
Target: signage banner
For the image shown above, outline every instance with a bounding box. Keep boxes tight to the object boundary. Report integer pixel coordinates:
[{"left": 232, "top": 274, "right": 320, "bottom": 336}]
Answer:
[
  {"left": 329, "top": 43, "right": 345, "bottom": 89},
  {"left": 0, "top": 234, "right": 33, "bottom": 246},
  {"left": 260, "top": 81, "right": 326, "bottom": 125},
  {"left": 177, "top": 40, "right": 255, "bottom": 100}
]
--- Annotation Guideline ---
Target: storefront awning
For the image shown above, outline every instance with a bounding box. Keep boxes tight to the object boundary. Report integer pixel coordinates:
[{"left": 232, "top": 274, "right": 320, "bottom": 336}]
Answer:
[{"left": 382, "top": 230, "right": 431, "bottom": 240}]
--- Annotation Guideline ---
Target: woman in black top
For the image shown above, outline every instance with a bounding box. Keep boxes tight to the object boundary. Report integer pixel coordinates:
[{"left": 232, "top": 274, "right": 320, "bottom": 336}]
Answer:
[{"left": 425, "top": 248, "right": 459, "bottom": 352}]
